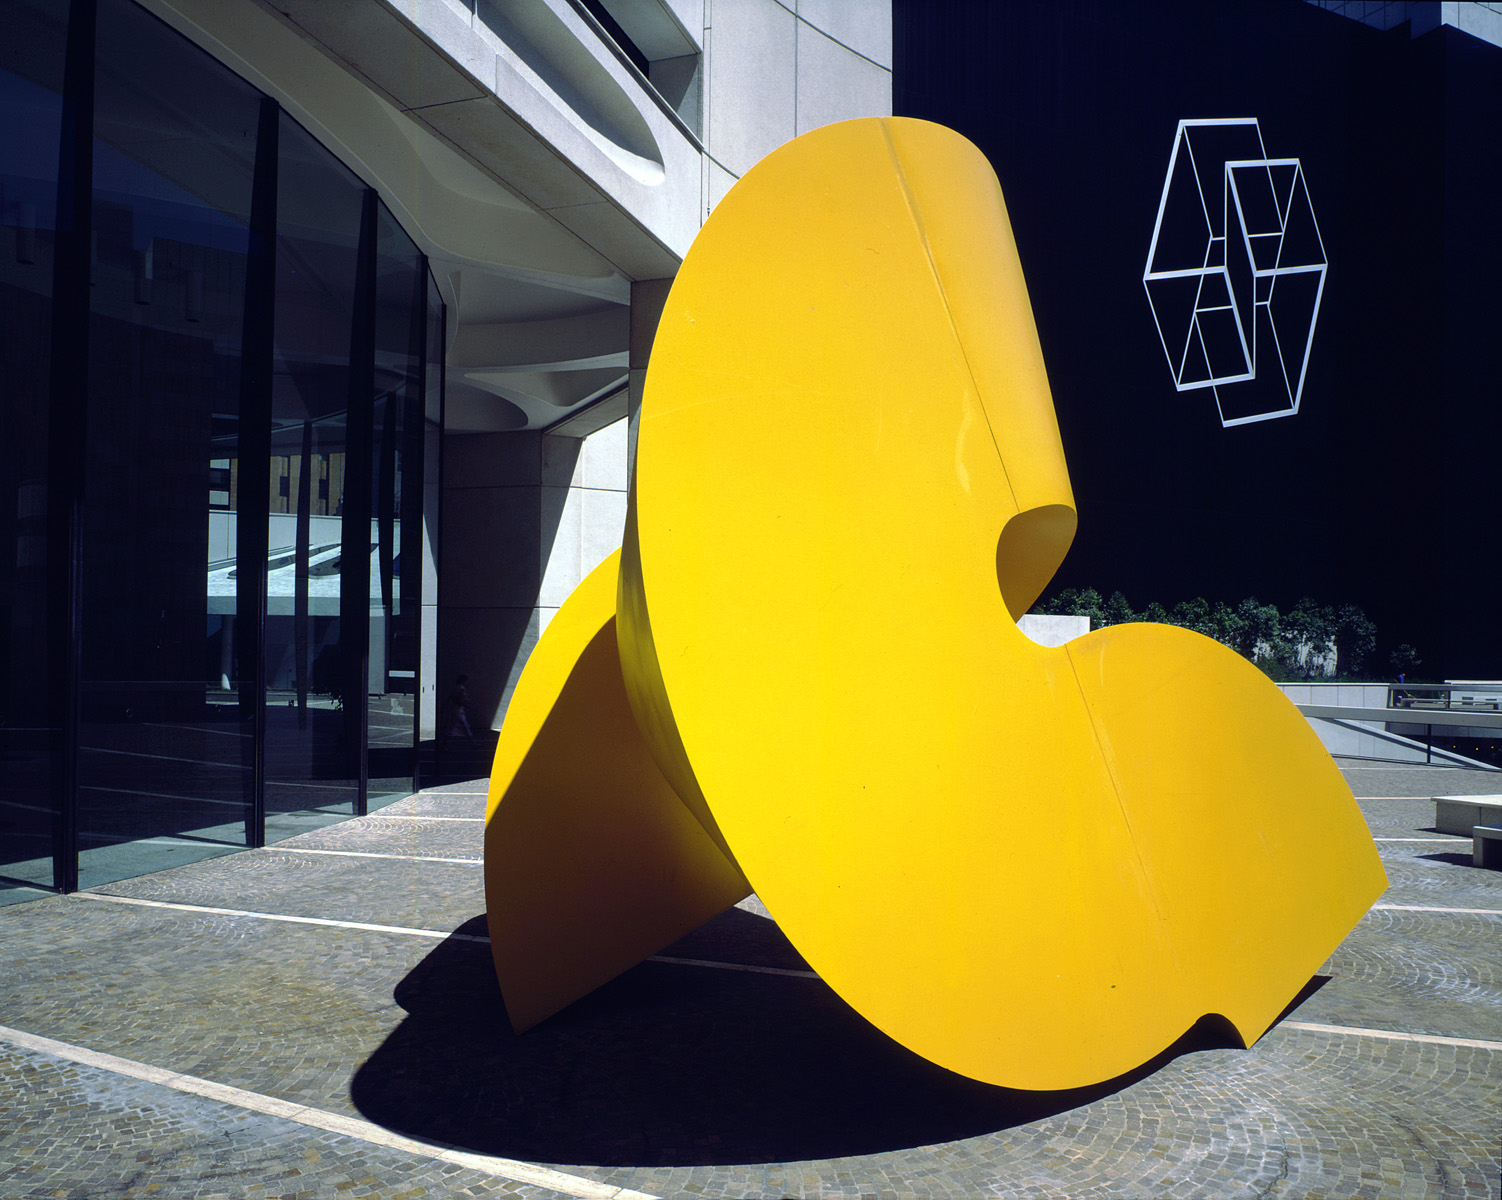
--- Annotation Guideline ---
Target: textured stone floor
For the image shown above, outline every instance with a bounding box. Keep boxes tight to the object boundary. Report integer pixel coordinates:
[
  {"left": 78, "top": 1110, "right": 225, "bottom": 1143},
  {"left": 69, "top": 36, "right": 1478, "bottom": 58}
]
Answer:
[{"left": 1, "top": 764, "right": 1499, "bottom": 1199}]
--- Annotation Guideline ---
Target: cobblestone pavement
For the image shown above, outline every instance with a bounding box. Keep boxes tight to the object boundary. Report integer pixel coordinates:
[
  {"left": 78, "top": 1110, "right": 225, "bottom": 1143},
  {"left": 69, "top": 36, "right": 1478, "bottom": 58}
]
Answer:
[{"left": 1, "top": 768, "right": 1498, "bottom": 1199}]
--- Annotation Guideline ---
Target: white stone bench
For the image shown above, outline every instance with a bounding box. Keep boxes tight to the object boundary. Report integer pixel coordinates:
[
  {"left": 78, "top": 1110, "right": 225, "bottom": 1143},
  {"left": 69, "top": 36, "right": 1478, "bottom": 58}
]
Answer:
[
  {"left": 1434, "top": 796, "right": 1502, "bottom": 837},
  {"left": 1475, "top": 826, "right": 1502, "bottom": 870}
]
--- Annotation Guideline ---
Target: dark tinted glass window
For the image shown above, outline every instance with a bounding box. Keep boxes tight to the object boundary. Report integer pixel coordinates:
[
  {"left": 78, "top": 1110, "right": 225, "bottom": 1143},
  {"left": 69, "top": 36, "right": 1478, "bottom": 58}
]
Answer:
[
  {"left": 367, "top": 209, "right": 425, "bottom": 808},
  {"left": 262, "top": 112, "right": 365, "bottom": 840},
  {"left": 76, "top": 0, "right": 261, "bottom": 888},
  {"left": 0, "top": 0, "right": 67, "bottom": 900}
]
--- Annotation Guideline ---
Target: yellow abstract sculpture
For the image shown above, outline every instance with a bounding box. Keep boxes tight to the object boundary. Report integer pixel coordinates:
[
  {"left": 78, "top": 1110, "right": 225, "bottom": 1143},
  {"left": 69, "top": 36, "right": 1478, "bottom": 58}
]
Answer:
[{"left": 485, "top": 117, "right": 1386, "bottom": 1091}]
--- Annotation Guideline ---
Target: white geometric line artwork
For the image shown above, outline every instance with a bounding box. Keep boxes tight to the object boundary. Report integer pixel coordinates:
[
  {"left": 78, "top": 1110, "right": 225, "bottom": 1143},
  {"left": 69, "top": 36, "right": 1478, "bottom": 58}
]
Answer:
[{"left": 1143, "top": 118, "right": 1328, "bottom": 428}]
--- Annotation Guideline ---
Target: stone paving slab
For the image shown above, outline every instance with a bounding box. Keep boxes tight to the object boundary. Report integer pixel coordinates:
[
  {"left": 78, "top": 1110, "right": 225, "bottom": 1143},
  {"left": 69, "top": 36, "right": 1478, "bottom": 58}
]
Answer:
[
  {"left": 1361, "top": 795, "right": 1456, "bottom": 833},
  {"left": 1378, "top": 856, "right": 1502, "bottom": 911},
  {"left": 89, "top": 848, "right": 486, "bottom": 934},
  {"left": 1337, "top": 762, "right": 1502, "bottom": 798},
  {"left": 383, "top": 791, "right": 490, "bottom": 819},
  {"left": 1301, "top": 907, "right": 1502, "bottom": 1043},
  {"left": 278, "top": 817, "right": 487, "bottom": 862},
  {"left": 0, "top": 763, "right": 1498, "bottom": 1198},
  {"left": 0, "top": 896, "right": 426, "bottom": 1093},
  {"left": 0, "top": 1043, "right": 570, "bottom": 1200}
]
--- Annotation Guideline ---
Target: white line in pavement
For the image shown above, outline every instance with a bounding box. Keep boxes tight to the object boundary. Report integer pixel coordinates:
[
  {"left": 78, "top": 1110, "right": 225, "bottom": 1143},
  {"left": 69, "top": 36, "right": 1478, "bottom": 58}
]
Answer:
[
  {"left": 70, "top": 893, "right": 820, "bottom": 979},
  {"left": 368, "top": 815, "right": 484, "bottom": 823},
  {"left": 1340, "top": 765, "right": 1478, "bottom": 770},
  {"left": 1279, "top": 1021, "right": 1502, "bottom": 1052},
  {"left": 268, "top": 847, "right": 483, "bottom": 866},
  {"left": 1373, "top": 837, "right": 1470, "bottom": 842},
  {"left": 1372, "top": 904, "right": 1502, "bottom": 916},
  {"left": 0, "top": 1024, "right": 656, "bottom": 1200},
  {"left": 646, "top": 955, "right": 819, "bottom": 979},
  {"left": 73, "top": 892, "right": 490, "bottom": 943}
]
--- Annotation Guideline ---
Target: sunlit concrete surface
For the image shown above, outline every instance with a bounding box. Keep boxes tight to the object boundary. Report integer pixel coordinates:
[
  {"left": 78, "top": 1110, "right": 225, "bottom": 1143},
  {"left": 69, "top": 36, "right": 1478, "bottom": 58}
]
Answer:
[{"left": 0, "top": 762, "right": 1498, "bottom": 1198}]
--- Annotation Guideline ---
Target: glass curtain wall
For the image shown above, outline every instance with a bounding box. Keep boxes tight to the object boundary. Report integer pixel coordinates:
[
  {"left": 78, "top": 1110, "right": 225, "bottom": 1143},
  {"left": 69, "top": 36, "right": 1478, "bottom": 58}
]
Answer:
[
  {"left": 263, "top": 115, "right": 366, "bottom": 841},
  {"left": 75, "top": 0, "right": 262, "bottom": 887},
  {"left": 0, "top": 0, "right": 68, "bottom": 900},
  {"left": 418, "top": 275, "right": 444, "bottom": 759},
  {"left": 0, "top": 0, "right": 442, "bottom": 898},
  {"left": 368, "top": 208, "right": 427, "bottom": 810}
]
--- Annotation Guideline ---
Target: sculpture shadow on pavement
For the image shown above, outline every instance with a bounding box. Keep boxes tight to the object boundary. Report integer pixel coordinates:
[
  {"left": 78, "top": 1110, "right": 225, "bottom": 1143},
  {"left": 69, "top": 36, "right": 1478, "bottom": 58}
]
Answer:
[{"left": 348, "top": 909, "right": 1276, "bottom": 1169}]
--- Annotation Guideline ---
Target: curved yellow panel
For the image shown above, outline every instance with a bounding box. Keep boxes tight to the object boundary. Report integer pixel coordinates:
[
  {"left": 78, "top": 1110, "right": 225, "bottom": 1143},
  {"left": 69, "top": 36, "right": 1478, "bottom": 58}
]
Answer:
[
  {"left": 485, "top": 551, "right": 751, "bottom": 1033},
  {"left": 617, "top": 117, "right": 1385, "bottom": 1090}
]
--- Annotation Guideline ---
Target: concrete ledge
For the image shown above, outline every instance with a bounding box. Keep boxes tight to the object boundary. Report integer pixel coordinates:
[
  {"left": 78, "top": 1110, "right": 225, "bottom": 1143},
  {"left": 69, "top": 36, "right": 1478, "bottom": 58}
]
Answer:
[
  {"left": 1434, "top": 796, "right": 1502, "bottom": 836},
  {"left": 1474, "top": 826, "right": 1502, "bottom": 870}
]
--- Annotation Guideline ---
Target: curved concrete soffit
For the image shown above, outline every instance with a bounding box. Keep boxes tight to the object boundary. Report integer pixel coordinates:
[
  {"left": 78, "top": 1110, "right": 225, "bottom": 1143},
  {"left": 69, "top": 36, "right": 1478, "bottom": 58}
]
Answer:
[
  {"left": 444, "top": 382, "right": 531, "bottom": 432},
  {"left": 463, "top": 367, "right": 628, "bottom": 410},
  {"left": 393, "top": 117, "right": 636, "bottom": 284},
  {"left": 481, "top": 0, "right": 666, "bottom": 185},
  {"left": 139, "top": 0, "right": 630, "bottom": 292},
  {"left": 447, "top": 308, "right": 631, "bottom": 370}
]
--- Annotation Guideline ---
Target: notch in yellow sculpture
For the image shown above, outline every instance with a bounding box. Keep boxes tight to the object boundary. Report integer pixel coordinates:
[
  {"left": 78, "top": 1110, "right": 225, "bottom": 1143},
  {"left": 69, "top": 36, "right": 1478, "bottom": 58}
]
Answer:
[{"left": 485, "top": 117, "right": 1386, "bottom": 1091}]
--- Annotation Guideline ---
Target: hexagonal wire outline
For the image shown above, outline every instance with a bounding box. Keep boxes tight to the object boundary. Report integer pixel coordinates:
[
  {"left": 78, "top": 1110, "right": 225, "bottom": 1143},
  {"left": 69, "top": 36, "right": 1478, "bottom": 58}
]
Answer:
[
  {"left": 1144, "top": 120, "right": 1260, "bottom": 395},
  {"left": 1224, "top": 157, "right": 1328, "bottom": 427},
  {"left": 1143, "top": 118, "right": 1328, "bottom": 428}
]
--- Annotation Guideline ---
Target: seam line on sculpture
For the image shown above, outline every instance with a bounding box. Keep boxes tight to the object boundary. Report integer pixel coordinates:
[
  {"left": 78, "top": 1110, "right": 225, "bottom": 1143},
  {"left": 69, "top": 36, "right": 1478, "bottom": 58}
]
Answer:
[
  {"left": 1371, "top": 904, "right": 1502, "bottom": 916},
  {"left": 0, "top": 1024, "right": 658, "bottom": 1200},
  {"left": 1278, "top": 1021, "right": 1502, "bottom": 1052},
  {"left": 266, "top": 848, "right": 483, "bottom": 865},
  {"left": 876, "top": 118, "right": 1019, "bottom": 510},
  {"left": 1061, "top": 642, "right": 1167, "bottom": 930}
]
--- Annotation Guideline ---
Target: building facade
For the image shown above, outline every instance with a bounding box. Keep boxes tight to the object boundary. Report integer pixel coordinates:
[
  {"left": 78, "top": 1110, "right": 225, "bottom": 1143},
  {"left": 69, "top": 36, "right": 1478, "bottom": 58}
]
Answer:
[
  {"left": 895, "top": 0, "right": 1501, "bottom": 687},
  {"left": 0, "top": 0, "right": 893, "bottom": 899}
]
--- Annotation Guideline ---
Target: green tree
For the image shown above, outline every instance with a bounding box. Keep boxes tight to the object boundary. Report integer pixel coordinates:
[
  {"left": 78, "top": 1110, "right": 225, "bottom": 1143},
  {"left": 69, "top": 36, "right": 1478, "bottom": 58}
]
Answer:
[
  {"left": 1039, "top": 587, "right": 1108, "bottom": 628},
  {"left": 1284, "top": 598, "right": 1336, "bottom": 677},
  {"left": 1389, "top": 643, "right": 1423, "bottom": 677},
  {"left": 1169, "top": 596, "right": 1213, "bottom": 637},
  {"left": 1030, "top": 589, "right": 1388, "bottom": 681},
  {"left": 1235, "top": 597, "right": 1282, "bottom": 661},
  {"left": 1103, "top": 591, "right": 1137, "bottom": 627},
  {"left": 1332, "top": 604, "right": 1377, "bottom": 676},
  {"left": 1140, "top": 600, "right": 1170, "bottom": 624},
  {"left": 1205, "top": 600, "right": 1248, "bottom": 653}
]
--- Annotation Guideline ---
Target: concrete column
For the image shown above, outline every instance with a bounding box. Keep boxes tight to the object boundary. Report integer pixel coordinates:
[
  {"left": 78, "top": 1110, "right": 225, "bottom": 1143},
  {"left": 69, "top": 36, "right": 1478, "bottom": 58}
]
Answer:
[
  {"left": 628, "top": 278, "right": 674, "bottom": 475},
  {"left": 538, "top": 419, "right": 630, "bottom": 638},
  {"left": 437, "top": 431, "right": 545, "bottom": 734}
]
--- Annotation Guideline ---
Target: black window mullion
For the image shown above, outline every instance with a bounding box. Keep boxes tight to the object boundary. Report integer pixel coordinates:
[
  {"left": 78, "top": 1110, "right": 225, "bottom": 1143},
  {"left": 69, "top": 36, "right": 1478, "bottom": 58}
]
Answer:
[
  {"left": 238, "top": 96, "right": 279, "bottom": 850},
  {"left": 46, "top": 0, "right": 98, "bottom": 895},
  {"left": 404, "top": 255, "right": 429, "bottom": 794},
  {"left": 342, "top": 188, "right": 378, "bottom": 816},
  {"left": 427, "top": 292, "right": 446, "bottom": 790}
]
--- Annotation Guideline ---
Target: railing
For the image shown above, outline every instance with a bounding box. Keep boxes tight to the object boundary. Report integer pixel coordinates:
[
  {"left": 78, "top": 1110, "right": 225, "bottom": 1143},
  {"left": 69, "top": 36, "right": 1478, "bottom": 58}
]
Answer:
[
  {"left": 1385, "top": 682, "right": 1502, "bottom": 712},
  {"left": 1295, "top": 694, "right": 1502, "bottom": 768}
]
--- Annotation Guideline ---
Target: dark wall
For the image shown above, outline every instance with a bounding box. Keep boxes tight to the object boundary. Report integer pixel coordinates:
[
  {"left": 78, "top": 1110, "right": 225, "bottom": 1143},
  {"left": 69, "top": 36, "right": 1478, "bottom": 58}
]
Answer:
[{"left": 894, "top": 0, "right": 1499, "bottom": 678}]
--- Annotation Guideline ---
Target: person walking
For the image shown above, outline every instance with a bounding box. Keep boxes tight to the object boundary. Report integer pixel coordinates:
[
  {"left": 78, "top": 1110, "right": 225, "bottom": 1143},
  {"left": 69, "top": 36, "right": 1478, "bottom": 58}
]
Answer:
[{"left": 440, "top": 673, "right": 479, "bottom": 751}]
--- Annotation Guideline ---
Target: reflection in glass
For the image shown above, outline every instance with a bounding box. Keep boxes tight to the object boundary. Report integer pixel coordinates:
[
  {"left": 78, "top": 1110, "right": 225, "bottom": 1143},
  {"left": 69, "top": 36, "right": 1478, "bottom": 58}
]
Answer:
[
  {"left": 262, "top": 113, "right": 365, "bottom": 842},
  {"left": 367, "top": 208, "right": 425, "bottom": 809},
  {"left": 1, "top": 0, "right": 439, "bottom": 890},
  {"left": 76, "top": 0, "right": 260, "bottom": 888}
]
